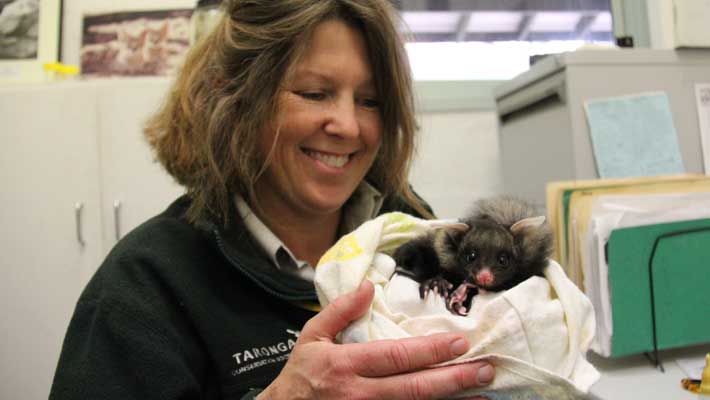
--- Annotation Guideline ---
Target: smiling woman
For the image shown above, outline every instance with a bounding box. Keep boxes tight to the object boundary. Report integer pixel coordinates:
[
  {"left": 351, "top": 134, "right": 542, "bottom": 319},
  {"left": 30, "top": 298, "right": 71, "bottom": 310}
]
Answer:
[
  {"left": 256, "top": 20, "right": 384, "bottom": 266},
  {"left": 49, "top": 1, "right": 496, "bottom": 399}
]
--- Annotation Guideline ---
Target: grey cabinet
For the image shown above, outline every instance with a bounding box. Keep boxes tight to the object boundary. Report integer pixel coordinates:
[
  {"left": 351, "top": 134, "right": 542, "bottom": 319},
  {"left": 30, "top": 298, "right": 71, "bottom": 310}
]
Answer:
[{"left": 494, "top": 49, "right": 710, "bottom": 209}]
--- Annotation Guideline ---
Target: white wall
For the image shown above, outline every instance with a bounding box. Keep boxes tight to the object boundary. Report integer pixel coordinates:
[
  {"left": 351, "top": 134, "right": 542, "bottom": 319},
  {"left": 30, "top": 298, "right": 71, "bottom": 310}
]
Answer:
[
  {"left": 410, "top": 111, "right": 502, "bottom": 219},
  {"left": 615, "top": 0, "right": 710, "bottom": 49},
  {"left": 645, "top": 0, "right": 675, "bottom": 49}
]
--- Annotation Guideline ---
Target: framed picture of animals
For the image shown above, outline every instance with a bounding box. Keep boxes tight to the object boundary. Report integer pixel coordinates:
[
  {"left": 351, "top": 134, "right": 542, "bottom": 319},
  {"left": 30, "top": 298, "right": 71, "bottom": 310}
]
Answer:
[
  {"left": 0, "top": 0, "right": 62, "bottom": 84},
  {"left": 80, "top": 8, "right": 193, "bottom": 77}
]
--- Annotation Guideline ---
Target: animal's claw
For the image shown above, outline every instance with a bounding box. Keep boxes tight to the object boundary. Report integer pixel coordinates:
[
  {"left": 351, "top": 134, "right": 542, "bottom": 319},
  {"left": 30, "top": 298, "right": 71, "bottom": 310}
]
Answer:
[{"left": 418, "top": 277, "right": 454, "bottom": 300}]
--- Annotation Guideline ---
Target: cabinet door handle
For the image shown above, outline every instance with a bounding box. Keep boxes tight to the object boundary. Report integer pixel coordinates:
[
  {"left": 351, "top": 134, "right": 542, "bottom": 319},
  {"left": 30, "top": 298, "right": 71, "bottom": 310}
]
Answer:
[
  {"left": 75, "top": 202, "right": 85, "bottom": 247},
  {"left": 113, "top": 200, "right": 122, "bottom": 241}
]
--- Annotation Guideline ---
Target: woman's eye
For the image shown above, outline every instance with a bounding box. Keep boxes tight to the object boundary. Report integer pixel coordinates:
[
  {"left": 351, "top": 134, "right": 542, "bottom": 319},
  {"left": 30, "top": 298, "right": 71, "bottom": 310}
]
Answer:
[
  {"left": 359, "top": 97, "right": 380, "bottom": 109},
  {"left": 296, "top": 91, "right": 326, "bottom": 101},
  {"left": 498, "top": 253, "right": 510, "bottom": 266}
]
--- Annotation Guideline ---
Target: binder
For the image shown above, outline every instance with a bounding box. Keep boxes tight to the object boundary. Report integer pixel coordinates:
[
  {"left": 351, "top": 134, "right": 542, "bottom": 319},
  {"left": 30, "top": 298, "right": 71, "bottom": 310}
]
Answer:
[
  {"left": 606, "top": 219, "right": 710, "bottom": 357},
  {"left": 563, "top": 179, "right": 710, "bottom": 289},
  {"left": 546, "top": 174, "right": 707, "bottom": 270}
]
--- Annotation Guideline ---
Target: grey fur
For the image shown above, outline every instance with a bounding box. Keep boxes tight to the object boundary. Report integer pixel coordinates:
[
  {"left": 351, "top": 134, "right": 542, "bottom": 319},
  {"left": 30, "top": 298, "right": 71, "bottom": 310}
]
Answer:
[
  {"left": 455, "top": 196, "right": 554, "bottom": 291},
  {"left": 394, "top": 195, "right": 554, "bottom": 298},
  {"left": 431, "top": 228, "right": 460, "bottom": 272}
]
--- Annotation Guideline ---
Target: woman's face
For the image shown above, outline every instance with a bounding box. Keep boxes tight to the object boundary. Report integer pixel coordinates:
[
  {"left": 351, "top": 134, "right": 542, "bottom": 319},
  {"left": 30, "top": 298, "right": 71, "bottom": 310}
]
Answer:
[{"left": 255, "top": 19, "right": 383, "bottom": 220}]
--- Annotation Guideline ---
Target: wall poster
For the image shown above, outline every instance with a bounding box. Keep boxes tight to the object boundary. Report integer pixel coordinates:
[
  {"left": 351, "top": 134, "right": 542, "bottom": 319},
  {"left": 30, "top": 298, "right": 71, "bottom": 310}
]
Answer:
[
  {"left": 0, "top": 0, "right": 62, "bottom": 83},
  {"left": 80, "top": 9, "right": 192, "bottom": 77}
]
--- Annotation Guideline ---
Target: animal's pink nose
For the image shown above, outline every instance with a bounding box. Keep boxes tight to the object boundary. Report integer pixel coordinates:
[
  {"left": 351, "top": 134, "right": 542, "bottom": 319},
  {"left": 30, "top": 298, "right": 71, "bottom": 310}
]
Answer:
[{"left": 477, "top": 270, "right": 494, "bottom": 285}]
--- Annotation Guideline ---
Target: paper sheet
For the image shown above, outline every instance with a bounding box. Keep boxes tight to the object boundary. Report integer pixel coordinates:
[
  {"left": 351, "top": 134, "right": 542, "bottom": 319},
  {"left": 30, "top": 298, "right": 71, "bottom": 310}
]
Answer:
[
  {"left": 584, "top": 92, "right": 685, "bottom": 179},
  {"left": 695, "top": 84, "right": 710, "bottom": 175}
]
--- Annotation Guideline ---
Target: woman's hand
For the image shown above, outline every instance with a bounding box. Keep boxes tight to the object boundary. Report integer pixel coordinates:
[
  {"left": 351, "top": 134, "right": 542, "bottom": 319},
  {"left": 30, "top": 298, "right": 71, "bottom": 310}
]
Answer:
[{"left": 258, "top": 281, "right": 495, "bottom": 399}]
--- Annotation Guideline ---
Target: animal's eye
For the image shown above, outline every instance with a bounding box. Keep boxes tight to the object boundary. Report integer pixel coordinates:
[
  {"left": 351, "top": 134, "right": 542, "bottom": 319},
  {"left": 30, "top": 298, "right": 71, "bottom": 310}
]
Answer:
[
  {"left": 498, "top": 252, "right": 510, "bottom": 266},
  {"left": 464, "top": 251, "right": 477, "bottom": 263}
]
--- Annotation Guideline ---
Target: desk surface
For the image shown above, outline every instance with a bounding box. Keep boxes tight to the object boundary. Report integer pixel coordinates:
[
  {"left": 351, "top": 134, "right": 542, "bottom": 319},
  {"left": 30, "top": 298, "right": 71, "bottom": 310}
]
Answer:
[{"left": 587, "top": 344, "right": 710, "bottom": 399}]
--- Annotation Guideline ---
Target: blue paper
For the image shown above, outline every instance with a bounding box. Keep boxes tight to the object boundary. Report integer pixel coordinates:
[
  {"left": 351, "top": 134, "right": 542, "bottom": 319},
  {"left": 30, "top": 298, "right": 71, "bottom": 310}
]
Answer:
[{"left": 584, "top": 92, "right": 685, "bottom": 178}]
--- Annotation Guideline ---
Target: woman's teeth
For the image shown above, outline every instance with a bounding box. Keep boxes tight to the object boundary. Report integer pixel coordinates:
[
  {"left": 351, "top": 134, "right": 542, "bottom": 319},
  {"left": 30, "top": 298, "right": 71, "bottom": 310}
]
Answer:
[{"left": 304, "top": 150, "right": 349, "bottom": 168}]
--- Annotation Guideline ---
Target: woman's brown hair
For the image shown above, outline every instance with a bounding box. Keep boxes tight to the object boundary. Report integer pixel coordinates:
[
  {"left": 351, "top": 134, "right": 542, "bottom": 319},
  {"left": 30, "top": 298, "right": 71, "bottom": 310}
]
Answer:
[{"left": 144, "top": 0, "right": 430, "bottom": 227}]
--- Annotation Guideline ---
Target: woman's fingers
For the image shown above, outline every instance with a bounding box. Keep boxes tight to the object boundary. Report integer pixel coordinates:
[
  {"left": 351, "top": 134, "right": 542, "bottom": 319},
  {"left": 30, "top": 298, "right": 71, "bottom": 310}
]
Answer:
[
  {"left": 261, "top": 279, "right": 497, "bottom": 399},
  {"left": 284, "top": 280, "right": 496, "bottom": 399},
  {"left": 299, "top": 280, "right": 375, "bottom": 343},
  {"left": 373, "top": 361, "right": 495, "bottom": 400},
  {"left": 346, "top": 333, "right": 471, "bottom": 377},
  {"left": 345, "top": 335, "right": 496, "bottom": 399}
]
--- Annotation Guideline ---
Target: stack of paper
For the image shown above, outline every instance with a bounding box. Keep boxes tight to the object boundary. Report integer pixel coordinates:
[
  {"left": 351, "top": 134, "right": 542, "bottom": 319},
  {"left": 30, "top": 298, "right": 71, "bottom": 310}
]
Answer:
[
  {"left": 585, "top": 192, "right": 710, "bottom": 356},
  {"left": 546, "top": 174, "right": 706, "bottom": 269},
  {"left": 546, "top": 175, "right": 710, "bottom": 357}
]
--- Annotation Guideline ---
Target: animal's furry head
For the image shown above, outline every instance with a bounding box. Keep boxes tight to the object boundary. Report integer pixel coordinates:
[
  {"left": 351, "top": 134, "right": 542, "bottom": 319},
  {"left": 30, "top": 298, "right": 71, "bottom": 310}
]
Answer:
[{"left": 437, "top": 196, "right": 554, "bottom": 291}]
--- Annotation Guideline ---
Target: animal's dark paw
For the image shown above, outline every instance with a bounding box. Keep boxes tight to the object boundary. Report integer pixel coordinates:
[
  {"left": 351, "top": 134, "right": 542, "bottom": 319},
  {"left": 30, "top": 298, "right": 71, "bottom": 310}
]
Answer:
[{"left": 419, "top": 277, "right": 453, "bottom": 300}]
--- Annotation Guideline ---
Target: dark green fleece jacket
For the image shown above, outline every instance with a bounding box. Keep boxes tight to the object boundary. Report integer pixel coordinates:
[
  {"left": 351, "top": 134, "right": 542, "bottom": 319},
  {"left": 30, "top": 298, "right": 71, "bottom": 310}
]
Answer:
[{"left": 49, "top": 194, "right": 430, "bottom": 400}]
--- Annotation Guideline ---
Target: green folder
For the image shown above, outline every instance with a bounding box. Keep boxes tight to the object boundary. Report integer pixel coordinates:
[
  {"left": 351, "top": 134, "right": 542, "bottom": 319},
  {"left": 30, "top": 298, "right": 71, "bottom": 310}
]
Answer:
[{"left": 606, "top": 218, "right": 710, "bottom": 357}]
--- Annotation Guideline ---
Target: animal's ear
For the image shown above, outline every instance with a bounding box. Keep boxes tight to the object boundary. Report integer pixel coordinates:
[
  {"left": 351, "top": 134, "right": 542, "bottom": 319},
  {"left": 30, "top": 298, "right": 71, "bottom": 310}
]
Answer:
[
  {"left": 429, "top": 219, "right": 469, "bottom": 232},
  {"left": 447, "top": 222, "right": 469, "bottom": 232},
  {"left": 443, "top": 225, "right": 468, "bottom": 248},
  {"left": 510, "top": 216, "right": 545, "bottom": 233}
]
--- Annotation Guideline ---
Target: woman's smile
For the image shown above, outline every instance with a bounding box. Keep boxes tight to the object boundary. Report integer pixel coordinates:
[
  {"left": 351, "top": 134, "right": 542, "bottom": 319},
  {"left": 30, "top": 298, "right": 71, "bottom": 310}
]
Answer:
[{"left": 301, "top": 148, "right": 353, "bottom": 170}]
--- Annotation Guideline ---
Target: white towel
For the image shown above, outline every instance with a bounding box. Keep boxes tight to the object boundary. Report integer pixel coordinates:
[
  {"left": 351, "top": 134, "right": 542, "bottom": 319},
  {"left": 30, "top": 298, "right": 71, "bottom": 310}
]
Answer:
[{"left": 315, "top": 212, "right": 600, "bottom": 398}]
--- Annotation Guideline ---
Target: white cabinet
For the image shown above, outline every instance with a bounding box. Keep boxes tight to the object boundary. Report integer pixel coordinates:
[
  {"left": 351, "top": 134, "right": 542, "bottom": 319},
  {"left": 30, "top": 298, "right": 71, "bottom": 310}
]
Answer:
[
  {"left": 0, "top": 79, "right": 184, "bottom": 400},
  {"left": 95, "top": 79, "right": 185, "bottom": 254},
  {"left": 0, "top": 84, "right": 102, "bottom": 400}
]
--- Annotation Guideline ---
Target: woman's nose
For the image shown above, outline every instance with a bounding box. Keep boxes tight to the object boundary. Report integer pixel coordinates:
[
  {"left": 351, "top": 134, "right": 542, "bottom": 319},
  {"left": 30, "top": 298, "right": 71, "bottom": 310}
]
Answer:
[{"left": 324, "top": 97, "right": 359, "bottom": 138}]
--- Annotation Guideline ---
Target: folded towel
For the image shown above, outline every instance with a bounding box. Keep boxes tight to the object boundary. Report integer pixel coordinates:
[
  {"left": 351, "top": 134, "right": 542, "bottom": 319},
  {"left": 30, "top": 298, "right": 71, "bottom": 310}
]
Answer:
[{"left": 315, "top": 212, "right": 600, "bottom": 398}]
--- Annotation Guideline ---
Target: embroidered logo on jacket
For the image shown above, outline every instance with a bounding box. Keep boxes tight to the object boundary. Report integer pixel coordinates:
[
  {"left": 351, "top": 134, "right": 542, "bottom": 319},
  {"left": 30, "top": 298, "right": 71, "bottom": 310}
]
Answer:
[{"left": 231, "top": 329, "right": 299, "bottom": 376}]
